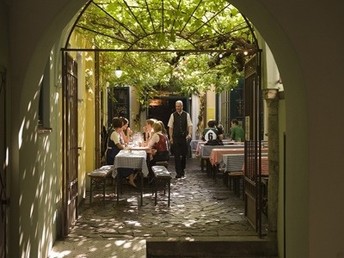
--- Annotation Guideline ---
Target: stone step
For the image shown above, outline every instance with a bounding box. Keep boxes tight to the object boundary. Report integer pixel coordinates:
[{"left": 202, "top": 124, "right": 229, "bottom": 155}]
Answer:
[{"left": 146, "top": 237, "right": 277, "bottom": 257}]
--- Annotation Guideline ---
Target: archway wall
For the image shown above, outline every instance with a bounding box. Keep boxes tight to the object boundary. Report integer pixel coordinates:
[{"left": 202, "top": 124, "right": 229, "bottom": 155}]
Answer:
[
  {"left": 7, "top": 1, "right": 88, "bottom": 257},
  {"left": 232, "top": 2, "right": 308, "bottom": 256},
  {"left": 5, "top": 0, "right": 344, "bottom": 257},
  {"left": 231, "top": 1, "right": 344, "bottom": 258}
]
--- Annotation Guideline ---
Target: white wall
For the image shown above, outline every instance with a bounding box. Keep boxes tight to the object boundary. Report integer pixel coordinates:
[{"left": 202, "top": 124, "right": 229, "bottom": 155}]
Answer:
[{"left": 191, "top": 94, "right": 200, "bottom": 139}]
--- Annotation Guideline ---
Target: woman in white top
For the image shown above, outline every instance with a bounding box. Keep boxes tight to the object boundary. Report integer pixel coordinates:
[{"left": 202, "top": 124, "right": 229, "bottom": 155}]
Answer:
[
  {"left": 106, "top": 117, "right": 137, "bottom": 187},
  {"left": 120, "top": 117, "right": 133, "bottom": 145}
]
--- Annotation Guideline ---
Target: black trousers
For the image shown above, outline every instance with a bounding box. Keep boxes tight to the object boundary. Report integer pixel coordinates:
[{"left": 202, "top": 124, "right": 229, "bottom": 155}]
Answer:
[{"left": 172, "top": 137, "right": 188, "bottom": 176}]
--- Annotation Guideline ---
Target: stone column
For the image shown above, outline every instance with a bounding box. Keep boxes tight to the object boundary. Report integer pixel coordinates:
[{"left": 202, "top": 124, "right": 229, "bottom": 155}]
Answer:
[{"left": 263, "top": 88, "right": 279, "bottom": 237}]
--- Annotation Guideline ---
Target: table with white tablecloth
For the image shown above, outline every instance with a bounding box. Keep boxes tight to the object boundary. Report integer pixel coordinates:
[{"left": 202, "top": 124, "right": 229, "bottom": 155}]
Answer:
[
  {"left": 112, "top": 150, "right": 149, "bottom": 206},
  {"left": 112, "top": 150, "right": 149, "bottom": 178},
  {"left": 202, "top": 144, "right": 243, "bottom": 159},
  {"left": 197, "top": 144, "right": 243, "bottom": 174}
]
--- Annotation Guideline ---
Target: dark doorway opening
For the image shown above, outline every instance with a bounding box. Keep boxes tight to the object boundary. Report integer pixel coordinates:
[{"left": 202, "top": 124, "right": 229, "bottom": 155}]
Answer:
[
  {"left": 148, "top": 96, "right": 189, "bottom": 130},
  {"left": 107, "top": 87, "right": 130, "bottom": 127}
]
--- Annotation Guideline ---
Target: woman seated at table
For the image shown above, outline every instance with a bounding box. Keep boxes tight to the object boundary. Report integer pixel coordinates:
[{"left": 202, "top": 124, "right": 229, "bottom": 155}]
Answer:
[
  {"left": 143, "top": 118, "right": 156, "bottom": 142},
  {"left": 120, "top": 117, "right": 133, "bottom": 145},
  {"left": 146, "top": 121, "right": 170, "bottom": 178},
  {"left": 106, "top": 117, "right": 137, "bottom": 187}
]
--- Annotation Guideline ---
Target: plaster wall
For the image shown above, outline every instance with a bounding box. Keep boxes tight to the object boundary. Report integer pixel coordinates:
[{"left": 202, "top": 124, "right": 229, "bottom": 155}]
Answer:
[
  {"left": 206, "top": 89, "right": 216, "bottom": 122},
  {"left": 7, "top": 1, "right": 88, "bottom": 257},
  {"left": 231, "top": 1, "right": 344, "bottom": 257},
  {"left": 261, "top": 42, "right": 282, "bottom": 141},
  {"left": 4, "top": 0, "right": 344, "bottom": 258},
  {"left": 70, "top": 35, "right": 94, "bottom": 195}
]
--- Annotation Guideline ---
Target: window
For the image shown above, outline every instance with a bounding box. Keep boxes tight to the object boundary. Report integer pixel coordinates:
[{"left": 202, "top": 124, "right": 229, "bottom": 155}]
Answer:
[{"left": 38, "top": 60, "right": 51, "bottom": 131}]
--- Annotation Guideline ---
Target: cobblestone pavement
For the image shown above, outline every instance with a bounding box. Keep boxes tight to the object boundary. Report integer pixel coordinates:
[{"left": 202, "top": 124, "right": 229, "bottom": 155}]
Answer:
[{"left": 50, "top": 158, "right": 258, "bottom": 258}]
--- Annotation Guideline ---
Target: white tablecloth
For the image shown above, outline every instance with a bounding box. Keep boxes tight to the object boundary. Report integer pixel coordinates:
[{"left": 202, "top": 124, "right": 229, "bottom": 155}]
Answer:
[{"left": 112, "top": 150, "right": 149, "bottom": 177}]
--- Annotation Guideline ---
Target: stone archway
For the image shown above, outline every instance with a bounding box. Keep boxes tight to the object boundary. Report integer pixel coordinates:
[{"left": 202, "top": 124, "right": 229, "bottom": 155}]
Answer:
[{"left": 8, "top": 0, "right": 309, "bottom": 257}]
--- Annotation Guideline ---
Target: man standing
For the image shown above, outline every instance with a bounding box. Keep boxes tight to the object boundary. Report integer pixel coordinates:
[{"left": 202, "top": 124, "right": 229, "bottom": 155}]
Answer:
[{"left": 168, "top": 100, "right": 193, "bottom": 178}]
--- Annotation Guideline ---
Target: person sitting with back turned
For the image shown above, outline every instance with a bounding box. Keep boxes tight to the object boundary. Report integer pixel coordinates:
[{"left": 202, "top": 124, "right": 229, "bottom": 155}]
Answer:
[
  {"left": 105, "top": 117, "right": 137, "bottom": 187},
  {"left": 202, "top": 119, "right": 223, "bottom": 145},
  {"left": 230, "top": 119, "right": 245, "bottom": 142},
  {"left": 215, "top": 120, "right": 224, "bottom": 140}
]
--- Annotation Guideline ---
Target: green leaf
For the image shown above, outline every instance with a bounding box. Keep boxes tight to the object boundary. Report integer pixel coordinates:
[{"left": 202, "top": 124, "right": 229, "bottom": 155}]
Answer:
[{"left": 73, "top": 0, "right": 256, "bottom": 103}]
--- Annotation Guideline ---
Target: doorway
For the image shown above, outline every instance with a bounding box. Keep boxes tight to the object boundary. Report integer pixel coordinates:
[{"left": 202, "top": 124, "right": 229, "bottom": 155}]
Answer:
[
  {"left": 61, "top": 53, "right": 79, "bottom": 237},
  {"left": 148, "top": 96, "right": 189, "bottom": 130}
]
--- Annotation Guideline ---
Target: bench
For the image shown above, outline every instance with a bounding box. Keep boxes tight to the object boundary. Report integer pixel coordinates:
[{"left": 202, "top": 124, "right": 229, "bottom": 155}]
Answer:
[
  {"left": 88, "top": 165, "right": 115, "bottom": 204},
  {"left": 151, "top": 165, "right": 172, "bottom": 206},
  {"left": 154, "top": 160, "right": 169, "bottom": 168}
]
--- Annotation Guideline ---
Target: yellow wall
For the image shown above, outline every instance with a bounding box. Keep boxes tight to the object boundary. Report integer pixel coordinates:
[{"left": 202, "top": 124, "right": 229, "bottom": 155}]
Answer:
[
  {"left": 69, "top": 34, "right": 96, "bottom": 195},
  {"left": 206, "top": 87, "right": 216, "bottom": 123}
]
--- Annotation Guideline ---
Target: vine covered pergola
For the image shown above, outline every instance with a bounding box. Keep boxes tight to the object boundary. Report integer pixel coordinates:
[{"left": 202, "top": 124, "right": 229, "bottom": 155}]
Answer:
[{"left": 65, "top": 0, "right": 258, "bottom": 98}]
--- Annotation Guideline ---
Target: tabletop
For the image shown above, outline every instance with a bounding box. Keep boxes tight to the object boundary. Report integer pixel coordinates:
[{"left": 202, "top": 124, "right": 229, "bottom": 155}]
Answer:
[
  {"left": 209, "top": 148, "right": 245, "bottom": 166},
  {"left": 194, "top": 140, "right": 236, "bottom": 155},
  {"left": 129, "top": 146, "right": 151, "bottom": 152},
  {"left": 112, "top": 150, "right": 149, "bottom": 177},
  {"left": 200, "top": 144, "right": 244, "bottom": 158}
]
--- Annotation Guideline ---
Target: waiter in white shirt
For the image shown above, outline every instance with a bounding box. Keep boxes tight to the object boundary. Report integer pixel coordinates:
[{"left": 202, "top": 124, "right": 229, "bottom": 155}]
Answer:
[{"left": 168, "top": 100, "right": 193, "bottom": 178}]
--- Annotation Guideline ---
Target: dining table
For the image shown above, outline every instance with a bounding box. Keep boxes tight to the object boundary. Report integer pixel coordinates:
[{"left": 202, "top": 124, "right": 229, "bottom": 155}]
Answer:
[
  {"left": 112, "top": 149, "right": 149, "bottom": 205},
  {"left": 208, "top": 148, "right": 245, "bottom": 178},
  {"left": 209, "top": 148, "right": 245, "bottom": 166},
  {"left": 198, "top": 142, "right": 244, "bottom": 158},
  {"left": 197, "top": 143, "right": 244, "bottom": 174}
]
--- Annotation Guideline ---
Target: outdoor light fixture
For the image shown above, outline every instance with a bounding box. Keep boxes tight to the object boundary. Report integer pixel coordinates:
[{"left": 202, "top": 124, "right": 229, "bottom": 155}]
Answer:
[{"left": 114, "top": 67, "right": 123, "bottom": 78}]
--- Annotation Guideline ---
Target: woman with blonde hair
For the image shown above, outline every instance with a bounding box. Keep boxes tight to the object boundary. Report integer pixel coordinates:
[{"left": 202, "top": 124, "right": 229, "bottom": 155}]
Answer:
[{"left": 146, "top": 121, "right": 170, "bottom": 178}]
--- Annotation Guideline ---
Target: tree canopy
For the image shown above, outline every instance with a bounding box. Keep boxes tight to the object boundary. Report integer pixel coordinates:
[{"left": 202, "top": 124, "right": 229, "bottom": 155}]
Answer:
[{"left": 69, "top": 0, "right": 257, "bottom": 99}]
